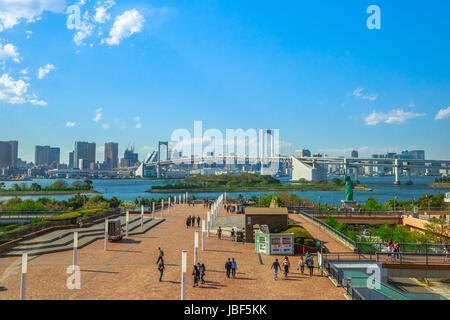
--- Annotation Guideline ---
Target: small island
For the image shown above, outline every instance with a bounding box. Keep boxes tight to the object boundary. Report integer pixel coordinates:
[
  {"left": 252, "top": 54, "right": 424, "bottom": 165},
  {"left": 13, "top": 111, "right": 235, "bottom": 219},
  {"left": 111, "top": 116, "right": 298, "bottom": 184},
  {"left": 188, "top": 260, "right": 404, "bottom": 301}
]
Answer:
[
  {"left": 0, "top": 179, "right": 100, "bottom": 196},
  {"left": 147, "top": 174, "right": 372, "bottom": 193},
  {"left": 429, "top": 177, "right": 450, "bottom": 190}
]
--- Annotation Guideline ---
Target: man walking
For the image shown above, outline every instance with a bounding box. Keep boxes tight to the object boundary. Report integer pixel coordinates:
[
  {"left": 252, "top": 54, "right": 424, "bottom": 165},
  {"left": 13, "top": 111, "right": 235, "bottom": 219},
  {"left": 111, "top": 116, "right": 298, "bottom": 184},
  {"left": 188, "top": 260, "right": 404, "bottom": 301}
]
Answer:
[
  {"left": 197, "top": 216, "right": 200, "bottom": 227},
  {"left": 225, "top": 258, "right": 232, "bottom": 278},
  {"left": 156, "top": 247, "right": 164, "bottom": 264},
  {"left": 231, "top": 258, "right": 237, "bottom": 278},
  {"left": 308, "top": 257, "right": 314, "bottom": 277},
  {"left": 158, "top": 258, "right": 165, "bottom": 282},
  {"left": 271, "top": 258, "right": 282, "bottom": 281},
  {"left": 297, "top": 256, "right": 305, "bottom": 274}
]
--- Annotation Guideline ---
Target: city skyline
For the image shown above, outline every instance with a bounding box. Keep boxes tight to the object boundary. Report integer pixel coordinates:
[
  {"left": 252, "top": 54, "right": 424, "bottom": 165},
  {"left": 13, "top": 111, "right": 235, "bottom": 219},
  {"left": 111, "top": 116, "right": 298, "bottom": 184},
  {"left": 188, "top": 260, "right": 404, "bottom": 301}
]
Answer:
[{"left": 0, "top": 1, "right": 449, "bottom": 163}]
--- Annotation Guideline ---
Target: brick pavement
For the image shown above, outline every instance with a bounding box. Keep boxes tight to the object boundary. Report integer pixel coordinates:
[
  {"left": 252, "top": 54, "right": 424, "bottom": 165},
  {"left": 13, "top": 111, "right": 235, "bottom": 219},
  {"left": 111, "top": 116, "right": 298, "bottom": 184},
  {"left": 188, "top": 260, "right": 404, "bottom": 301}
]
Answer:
[{"left": 0, "top": 204, "right": 346, "bottom": 300}]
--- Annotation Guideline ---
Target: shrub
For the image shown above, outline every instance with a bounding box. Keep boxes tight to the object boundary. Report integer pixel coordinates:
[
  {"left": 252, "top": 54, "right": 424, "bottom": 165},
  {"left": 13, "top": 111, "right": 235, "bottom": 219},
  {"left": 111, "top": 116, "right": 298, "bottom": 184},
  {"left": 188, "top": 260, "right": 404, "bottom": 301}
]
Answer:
[
  {"left": 3, "top": 224, "right": 18, "bottom": 232},
  {"left": 304, "top": 239, "right": 315, "bottom": 247},
  {"left": 45, "top": 212, "right": 81, "bottom": 221}
]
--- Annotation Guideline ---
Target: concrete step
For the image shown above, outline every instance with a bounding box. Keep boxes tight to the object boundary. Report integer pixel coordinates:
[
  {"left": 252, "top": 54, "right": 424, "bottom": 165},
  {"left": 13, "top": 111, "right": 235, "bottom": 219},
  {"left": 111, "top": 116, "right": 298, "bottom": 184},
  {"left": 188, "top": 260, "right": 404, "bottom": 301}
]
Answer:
[{"left": 3, "top": 218, "right": 164, "bottom": 257}]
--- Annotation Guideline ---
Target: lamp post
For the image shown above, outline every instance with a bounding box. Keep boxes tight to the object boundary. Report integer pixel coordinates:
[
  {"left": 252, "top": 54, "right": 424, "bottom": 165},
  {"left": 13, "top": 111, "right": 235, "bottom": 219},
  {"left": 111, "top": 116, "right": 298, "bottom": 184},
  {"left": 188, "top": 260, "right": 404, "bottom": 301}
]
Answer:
[
  {"left": 152, "top": 202, "right": 155, "bottom": 220},
  {"left": 194, "top": 231, "right": 199, "bottom": 265},
  {"left": 201, "top": 219, "right": 205, "bottom": 250},
  {"left": 161, "top": 199, "right": 164, "bottom": 217},
  {"left": 104, "top": 218, "right": 108, "bottom": 251},
  {"left": 181, "top": 250, "right": 187, "bottom": 300},
  {"left": 20, "top": 252, "right": 27, "bottom": 300},
  {"left": 141, "top": 205, "right": 144, "bottom": 229},
  {"left": 73, "top": 232, "right": 78, "bottom": 266},
  {"left": 126, "top": 210, "right": 129, "bottom": 237}
]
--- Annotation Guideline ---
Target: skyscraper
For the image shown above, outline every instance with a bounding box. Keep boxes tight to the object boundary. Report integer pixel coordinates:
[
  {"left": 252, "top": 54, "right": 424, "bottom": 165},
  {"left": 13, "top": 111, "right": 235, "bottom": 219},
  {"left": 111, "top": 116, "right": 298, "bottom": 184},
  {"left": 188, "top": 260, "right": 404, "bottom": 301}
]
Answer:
[
  {"left": 74, "top": 141, "right": 96, "bottom": 169},
  {"left": 49, "top": 147, "right": 60, "bottom": 166},
  {"left": 351, "top": 150, "right": 359, "bottom": 158},
  {"left": 35, "top": 146, "right": 50, "bottom": 166},
  {"left": 104, "top": 142, "right": 119, "bottom": 169},
  {"left": 69, "top": 151, "right": 74, "bottom": 169},
  {"left": 0, "top": 141, "right": 18, "bottom": 168}
]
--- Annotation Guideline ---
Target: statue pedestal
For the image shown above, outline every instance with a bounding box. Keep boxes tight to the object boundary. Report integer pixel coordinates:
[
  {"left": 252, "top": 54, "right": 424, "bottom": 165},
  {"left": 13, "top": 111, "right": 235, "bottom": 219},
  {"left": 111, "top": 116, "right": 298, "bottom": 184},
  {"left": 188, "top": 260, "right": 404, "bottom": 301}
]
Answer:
[{"left": 341, "top": 200, "right": 357, "bottom": 209}]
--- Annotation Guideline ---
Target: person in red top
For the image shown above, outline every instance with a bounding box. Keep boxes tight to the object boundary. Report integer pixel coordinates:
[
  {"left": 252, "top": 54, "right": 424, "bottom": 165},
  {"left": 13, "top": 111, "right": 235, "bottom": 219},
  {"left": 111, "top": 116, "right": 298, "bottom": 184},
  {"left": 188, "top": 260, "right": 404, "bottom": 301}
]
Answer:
[{"left": 282, "top": 256, "right": 290, "bottom": 278}]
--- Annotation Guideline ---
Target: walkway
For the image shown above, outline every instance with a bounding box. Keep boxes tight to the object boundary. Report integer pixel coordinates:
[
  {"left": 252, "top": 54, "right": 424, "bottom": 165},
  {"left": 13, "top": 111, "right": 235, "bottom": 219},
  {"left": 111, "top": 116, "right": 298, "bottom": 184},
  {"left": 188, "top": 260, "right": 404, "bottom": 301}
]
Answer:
[
  {"left": 0, "top": 204, "right": 345, "bottom": 300},
  {"left": 288, "top": 214, "right": 350, "bottom": 253}
]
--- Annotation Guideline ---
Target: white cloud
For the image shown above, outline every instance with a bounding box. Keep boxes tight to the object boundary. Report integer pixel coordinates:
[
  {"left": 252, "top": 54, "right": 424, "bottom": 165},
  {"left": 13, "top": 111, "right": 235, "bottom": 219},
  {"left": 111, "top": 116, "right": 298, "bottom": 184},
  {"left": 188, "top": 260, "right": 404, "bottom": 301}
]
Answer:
[
  {"left": 101, "top": 123, "right": 109, "bottom": 129},
  {"left": 94, "top": 1, "right": 115, "bottom": 24},
  {"left": 103, "top": 9, "right": 145, "bottom": 46},
  {"left": 135, "top": 123, "right": 142, "bottom": 129},
  {"left": 0, "top": 0, "right": 66, "bottom": 31},
  {"left": 37, "top": 63, "right": 55, "bottom": 79},
  {"left": 352, "top": 87, "right": 377, "bottom": 101},
  {"left": 365, "top": 109, "right": 425, "bottom": 125},
  {"left": 134, "top": 116, "right": 141, "bottom": 121},
  {"left": 29, "top": 99, "right": 47, "bottom": 106},
  {"left": 20, "top": 68, "right": 28, "bottom": 75},
  {"left": 73, "top": 19, "right": 95, "bottom": 46},
  {"left": 66, "top": 121, "right": 76, "bottom": 127},
  {"left": 435, "top": 106, "right": 450, "bottom": 120},
  {"left": 352, "top": 88, "right": 364, "bottom": 97},
  {"left": 0, "top": 43, "right": 20, "bottom": 63},
  {"left": 0, "top": 73, "right": 29, "bottom": 104},
  {"left": 93, "top": 108, "right": 103, "bottom": 122}
]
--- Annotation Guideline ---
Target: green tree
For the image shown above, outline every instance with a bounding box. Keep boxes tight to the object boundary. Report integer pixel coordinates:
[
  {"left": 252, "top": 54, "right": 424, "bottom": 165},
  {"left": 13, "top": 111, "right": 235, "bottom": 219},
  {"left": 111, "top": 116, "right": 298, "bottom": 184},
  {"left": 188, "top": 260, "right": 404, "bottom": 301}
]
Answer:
[
  {"left": 424, "top": 216, "right": 450, "bottom": 244},
  {"left": 50, "top": 180, "right": 68, "bottom": 189},
  {"left": 30, "top": 183, "right": 42, "bottom": 191}
]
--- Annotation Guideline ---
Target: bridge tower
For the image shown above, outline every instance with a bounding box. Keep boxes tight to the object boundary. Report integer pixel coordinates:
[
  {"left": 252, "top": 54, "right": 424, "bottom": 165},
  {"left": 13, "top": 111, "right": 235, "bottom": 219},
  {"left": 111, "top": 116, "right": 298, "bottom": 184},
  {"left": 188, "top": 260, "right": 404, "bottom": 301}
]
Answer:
[
  {"left": 157, "top": 141, "right": 169, "bottom": 179},
  {"left": 393, "top": 159, "right": 401, "bottom": 185}
]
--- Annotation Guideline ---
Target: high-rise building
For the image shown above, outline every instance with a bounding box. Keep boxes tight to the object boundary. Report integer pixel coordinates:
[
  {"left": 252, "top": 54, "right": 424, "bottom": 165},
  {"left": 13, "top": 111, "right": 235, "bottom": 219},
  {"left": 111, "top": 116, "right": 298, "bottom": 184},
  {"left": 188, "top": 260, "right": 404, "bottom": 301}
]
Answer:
[
  {"left": 295, "top": 149, "right": 311, "bottom": 158},
  {"left": 104, "top": 142, "right": 119, "bottom": 169},
  {"left": 0, "top": 141, "right": 18, "bottom": 168},
  {"left": 409, "top": 150, "right": 425, "bottom": 160},
  {"left": 351, "top": 150, "right": 359, "bottom": 158},
  {"left": 35, "top": 145, "right": 50, "bottom": 166},
  {"left": 74, "top": 142, "right": 96, "bottom": 169},
  {"left": 49, "top": 147, "right": 60, "bottom": 166},
  {"left": 120, "top": 148, "right": 139, "bottom": 167},
  {"left": 69, "top": 151, "right": 74, "bottom": 169}
]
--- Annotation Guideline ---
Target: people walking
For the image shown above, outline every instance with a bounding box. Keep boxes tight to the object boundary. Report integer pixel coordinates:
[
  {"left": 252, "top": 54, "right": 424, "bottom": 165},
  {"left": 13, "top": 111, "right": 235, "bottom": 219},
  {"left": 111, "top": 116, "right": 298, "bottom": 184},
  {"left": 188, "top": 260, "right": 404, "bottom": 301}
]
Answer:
[
  {"left": 155, "top": 247, "right": 164, "bottom": 264},
  {"left": 282, "top": 256, "right": 290, "bottom": 278},
  {"left": 192, "top": 265, "right": 200, "bottom": 287},
  {"left": 308, "top": 257, "right": 314, "bottom": 277},
  {"left": 230, "top": 228, "right": 235, "bottom": 241},
  {"left": 217, "top": 226, "right": 222, "bottom": 240},
  {"left": 271, "top": 258, "right": 282, "bottom": 280},
  {"left": 197, "top": 216, "right": 200, "bottom": 227},
  {"left": 200, "top": 263, "right": 206, "bottom": 284},
  {"left": 231, "top": 258, "right": 237, "bottom": 278},
  {"left": 298, "top": 256, "right": 305, "bottom": 274},
  {"left": 186, "top": 216, "right": 190, "bottom": 228},
  {"left": 225, "top": 258, "right": 232, "bottom": 278},
  {"left": 158, "top": 258, "right": 165, "bottom": 282}
]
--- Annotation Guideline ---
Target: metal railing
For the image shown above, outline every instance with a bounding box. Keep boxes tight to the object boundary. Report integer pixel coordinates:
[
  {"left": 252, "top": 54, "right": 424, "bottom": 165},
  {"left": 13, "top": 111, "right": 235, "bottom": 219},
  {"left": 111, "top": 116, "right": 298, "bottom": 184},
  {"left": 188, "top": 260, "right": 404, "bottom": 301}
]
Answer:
[
  {"left": 357, "top": 242, "right": 450, "bottom": 254},
  {"left": 376, "top": 251, "right": 450, "bottom": 265},
  {"left": 297, "top": 210, "right": 357, "bottom": 250}
]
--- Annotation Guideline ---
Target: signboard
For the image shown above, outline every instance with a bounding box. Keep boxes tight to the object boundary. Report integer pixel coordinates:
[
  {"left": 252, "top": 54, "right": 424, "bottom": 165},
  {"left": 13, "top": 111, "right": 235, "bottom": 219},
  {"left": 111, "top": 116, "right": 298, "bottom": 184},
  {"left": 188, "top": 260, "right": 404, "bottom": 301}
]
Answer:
[{"left": 270, "top": 235, "right": 293, "bottom": 255}]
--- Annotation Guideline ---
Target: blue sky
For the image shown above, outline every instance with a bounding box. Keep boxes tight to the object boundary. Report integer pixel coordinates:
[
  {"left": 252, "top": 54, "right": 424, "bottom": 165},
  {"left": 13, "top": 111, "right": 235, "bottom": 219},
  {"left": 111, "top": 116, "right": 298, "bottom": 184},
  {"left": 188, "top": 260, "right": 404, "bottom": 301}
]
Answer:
[{"left": 0, "top": 0, "right": 449, "bottom": 163}]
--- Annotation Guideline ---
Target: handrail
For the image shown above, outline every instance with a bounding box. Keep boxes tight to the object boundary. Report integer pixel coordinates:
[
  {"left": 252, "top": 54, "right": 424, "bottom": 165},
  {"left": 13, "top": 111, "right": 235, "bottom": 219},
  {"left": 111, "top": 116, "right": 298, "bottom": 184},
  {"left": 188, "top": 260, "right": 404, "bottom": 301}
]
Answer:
[{"left": 298, "top": 210, "right": 357, "bottom": 250}]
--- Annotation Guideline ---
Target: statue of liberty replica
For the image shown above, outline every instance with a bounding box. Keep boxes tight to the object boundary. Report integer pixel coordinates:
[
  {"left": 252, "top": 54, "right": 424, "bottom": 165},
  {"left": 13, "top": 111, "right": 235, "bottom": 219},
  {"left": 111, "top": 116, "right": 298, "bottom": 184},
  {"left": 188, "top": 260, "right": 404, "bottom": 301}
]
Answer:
[
  {"left": 345, "top": 175, "right": 354, "bottom": 201},
  {"left": 342, "top": 175, "right": 357, "bottom": 208}
]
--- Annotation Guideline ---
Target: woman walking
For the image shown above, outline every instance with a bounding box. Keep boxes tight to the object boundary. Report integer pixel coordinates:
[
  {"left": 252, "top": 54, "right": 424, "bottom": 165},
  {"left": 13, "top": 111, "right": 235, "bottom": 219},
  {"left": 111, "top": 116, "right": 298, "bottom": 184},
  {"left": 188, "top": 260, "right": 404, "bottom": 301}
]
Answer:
[
  {"left": 192, "top": 265, "right": 200, "bottom": 287},
  {"left": 282, "top": 256, "right": 290, "bottom": 278}
]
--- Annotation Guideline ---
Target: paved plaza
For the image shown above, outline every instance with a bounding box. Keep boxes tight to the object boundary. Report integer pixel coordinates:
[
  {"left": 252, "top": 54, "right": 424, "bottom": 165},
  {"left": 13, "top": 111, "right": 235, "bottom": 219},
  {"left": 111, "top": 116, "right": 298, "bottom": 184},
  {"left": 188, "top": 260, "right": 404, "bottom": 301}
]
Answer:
[{"left": 0, "top": 204, "right": 346, "bottom": 300}]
